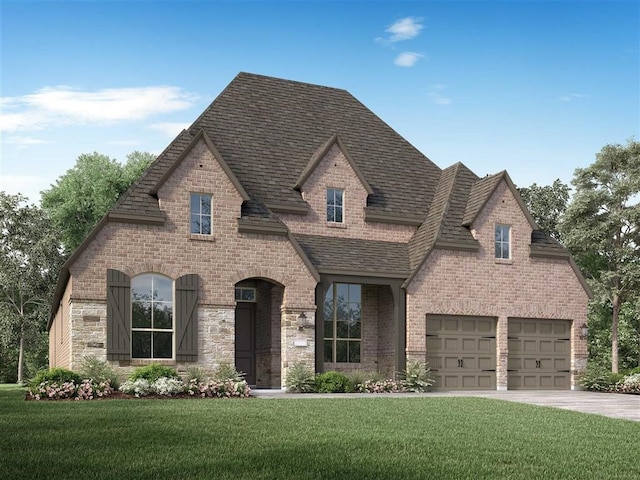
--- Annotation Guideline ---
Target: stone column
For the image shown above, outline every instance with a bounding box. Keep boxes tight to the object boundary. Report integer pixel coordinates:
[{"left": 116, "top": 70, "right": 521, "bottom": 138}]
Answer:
[{"left": 496, "top": 315, "right": 508, "bottom": 391}]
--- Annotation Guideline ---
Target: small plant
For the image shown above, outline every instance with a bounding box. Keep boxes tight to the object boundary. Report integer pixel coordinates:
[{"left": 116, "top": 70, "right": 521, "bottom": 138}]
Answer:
[
  {"left": 186, "top": 366, "right": 206, "bottom": 383},
  {"left": 286, "top": 363, "right": 316, "bottom": 393},
  {"left": 213, "top": 363, "right": 245, "bottom": 382},
  {"left": 315, "top": 371, "right": 352, "bottom": 393},
  {"left": 75, "top": 379, "right": 114, "bottom": 400},
  {"left": 129, "top": 364, "right": 179, "bottom": 382},
  {"left": 79, "top": 356, "right": 122, "bottom": 389},
  {"left": 28, "top": 378, "right": 113, "bottom": 401},
  {"left": 401, "top": 361, "right": 435, "bottom": 392}
]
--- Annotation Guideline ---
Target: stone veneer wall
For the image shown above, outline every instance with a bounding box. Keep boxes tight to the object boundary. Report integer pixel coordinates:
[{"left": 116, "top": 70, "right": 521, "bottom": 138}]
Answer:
[
  {"left": 58, "top": 139, "right": 317, "bottom": 379},
  {"left": 405, "top": 180, "right": 589, "bottom": 389},
  {"left": 278, "top": 145, "right": 416, "bottom": 243}
]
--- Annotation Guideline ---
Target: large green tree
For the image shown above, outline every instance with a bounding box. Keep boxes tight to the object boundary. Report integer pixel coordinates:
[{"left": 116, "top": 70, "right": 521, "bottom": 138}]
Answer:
[
  {"left": 560, "top": 139, "right": 640, "bottom": 372},
  {"left": 518, "top": 179, "right": 570, "bottom": 241},
  {"left": 40, "top": 151, "right": 155, "bottom": 253},
  {"left": 0, "top": 193, "right": 64, "bottom": 382}
]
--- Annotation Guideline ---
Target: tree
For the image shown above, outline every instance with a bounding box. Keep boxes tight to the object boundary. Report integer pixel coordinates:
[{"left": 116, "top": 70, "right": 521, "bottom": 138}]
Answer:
[
  {"left": 0, "top": 193, "right": 64, "bottom": 382},
  {"left": 560, "top": 139, "right": 640, "bottom": 372},
  {"left": 518, "top": 179, "right": 570, "bottom": 241},
  {"left": 41, "top": 151, "right": 155, "bottom": 253}
]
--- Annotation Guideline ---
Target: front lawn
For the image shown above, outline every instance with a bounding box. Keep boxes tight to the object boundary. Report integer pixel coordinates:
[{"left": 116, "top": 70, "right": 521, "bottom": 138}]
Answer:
[{"left": 1, "top": 384, "right": 638, "bottom": 479}]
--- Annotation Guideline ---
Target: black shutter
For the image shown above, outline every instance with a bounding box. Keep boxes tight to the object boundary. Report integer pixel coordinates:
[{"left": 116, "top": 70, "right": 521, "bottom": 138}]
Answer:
[
  {"left": 175, "top": 274, "right": 199, "bottom": 361},
  {"left": 106, "top": 269, "right": 131, "bottom": 360}
]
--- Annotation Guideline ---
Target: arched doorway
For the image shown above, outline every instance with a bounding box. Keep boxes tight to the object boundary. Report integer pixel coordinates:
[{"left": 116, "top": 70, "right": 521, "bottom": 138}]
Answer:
[{"left": 234, "top": 278, "right": 283, "bottom": 388}]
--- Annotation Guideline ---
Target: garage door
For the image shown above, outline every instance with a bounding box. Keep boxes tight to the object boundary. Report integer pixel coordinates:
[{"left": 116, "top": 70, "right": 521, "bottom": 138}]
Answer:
[
  {"left": 508, "top": 319, "right": 571, "bottom": 390},
  {"left": 426, "top": 315, "right": 496, "bottom": 390}
]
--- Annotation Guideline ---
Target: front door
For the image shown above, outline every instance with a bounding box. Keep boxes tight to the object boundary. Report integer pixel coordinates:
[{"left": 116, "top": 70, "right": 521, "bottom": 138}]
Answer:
[{"left": 235, "top": 303, "right": 256, "bottom": 385}]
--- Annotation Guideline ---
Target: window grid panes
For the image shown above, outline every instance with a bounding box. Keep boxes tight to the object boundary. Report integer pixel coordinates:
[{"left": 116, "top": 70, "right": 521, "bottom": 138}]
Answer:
[
  {"left": 190, "top": 193, "right": 212, "bottom": 234},
  {"left": 324, "top": 283, "right": 361, "bottom": 363},
  {"left": 235, "top": 287, "right": 256, "bottom": 302},
  {"left": 326, "top": 188, "right": 344, "bottom": 223},
  {"left": 495, "top": 224, "right": 510, "bottom": 259},
  {"left": 131, "top": 274, "right": 173, "bottom": 359}
]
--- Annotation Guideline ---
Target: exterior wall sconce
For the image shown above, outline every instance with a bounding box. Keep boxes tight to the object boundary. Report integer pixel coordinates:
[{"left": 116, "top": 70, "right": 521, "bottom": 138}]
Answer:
[
  {"left": 297, "top": 312, "right": 307, "bottom": 330},
  {"left": 580, "top": 323, "right": 588, "bottom": 339}
]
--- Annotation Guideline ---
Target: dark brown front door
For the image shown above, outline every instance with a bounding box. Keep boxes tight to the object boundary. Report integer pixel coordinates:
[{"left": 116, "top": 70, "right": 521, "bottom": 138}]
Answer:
[{"left": 235, "top": 303, "right": 256, "bottom": 385}]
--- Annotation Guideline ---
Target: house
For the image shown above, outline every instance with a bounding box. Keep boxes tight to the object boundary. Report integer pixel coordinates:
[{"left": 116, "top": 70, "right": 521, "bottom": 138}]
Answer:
[{"left": 48, "top": 73, "right": 591, "bottom": 390}]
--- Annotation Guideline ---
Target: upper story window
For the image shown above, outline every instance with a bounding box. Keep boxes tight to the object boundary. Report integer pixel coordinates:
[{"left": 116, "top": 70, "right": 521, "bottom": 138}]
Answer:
[
  {"left": 495, "top": 224, "right": 511, "bottom": 259},
  {"left": 131, "top": 274, "right": 173, "bottom": 359},
  {"left": 326, "top": 188, "right": 344, "bottom": 223},
  {"left": 324, "top": 283, "right": 361, "bottom": 363},
  {"left": 190, "top": 193, "right": 212, "bottom": 234}
]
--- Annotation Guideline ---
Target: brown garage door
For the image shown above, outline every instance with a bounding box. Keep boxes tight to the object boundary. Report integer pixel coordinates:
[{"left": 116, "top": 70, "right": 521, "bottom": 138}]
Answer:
[
  {"left": 426, "top": 315, "right": 496, "bottom": 390},
  {"left": 508, "top": 319, "right": 571, "bottom": 390}
]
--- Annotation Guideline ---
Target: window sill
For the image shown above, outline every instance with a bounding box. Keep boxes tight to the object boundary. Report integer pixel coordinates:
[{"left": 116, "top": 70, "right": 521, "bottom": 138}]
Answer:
[
  {"left": 326, "top": 222, "right": 346, "bottom": 229},
  {"left": 129, "top": 359, "right": 177, "bottom": 366},
  {"left": 189, "top": 233, "right": 215, "bottom": 242},
  {"left": 494, "top": 258, "right": 513, "bottom": 265}
]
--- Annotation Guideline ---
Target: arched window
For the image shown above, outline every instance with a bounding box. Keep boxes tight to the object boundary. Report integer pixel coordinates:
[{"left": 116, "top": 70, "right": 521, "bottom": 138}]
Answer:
[{"left": 131, "top": 274, "right": 173, "bottom": 359}]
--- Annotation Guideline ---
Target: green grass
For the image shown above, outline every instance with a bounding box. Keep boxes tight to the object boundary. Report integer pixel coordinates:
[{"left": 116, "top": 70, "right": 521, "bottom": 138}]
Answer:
[{"left": 1, "top": 384, "right": 639, "bottom": 479}]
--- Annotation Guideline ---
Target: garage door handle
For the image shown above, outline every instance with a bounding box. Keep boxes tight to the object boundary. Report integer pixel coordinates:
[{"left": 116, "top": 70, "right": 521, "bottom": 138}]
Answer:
[
  {"left": 481, "top": 336, "right": 496, "bottom": 339},
  {"left": 557, "top": 370, "right": 571, "bottom": 373},
  {"left": 481, "top": 369, "right": 496, "bottom": 372},
  {"left": 508, "top": 336, "right": 518, "bottom": 340},
  {"left": 507, "top": 369, "right": 518, "bottom": 372}
]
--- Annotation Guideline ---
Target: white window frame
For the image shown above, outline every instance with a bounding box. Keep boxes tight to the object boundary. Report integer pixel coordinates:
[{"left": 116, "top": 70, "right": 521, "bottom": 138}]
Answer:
[
  {"left": 190, "top": 193, "right": 212, "bottom": 235},
  {"left": 495, "top": 224, "right": 511, "bottom": 260},
  {"left": 326, "top": 188, "right": 344, "bottom": 224}
]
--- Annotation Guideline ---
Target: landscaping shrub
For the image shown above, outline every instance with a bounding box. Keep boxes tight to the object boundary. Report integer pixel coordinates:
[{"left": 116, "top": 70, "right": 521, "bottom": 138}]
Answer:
[
  {"left": 213, "top": 363, "right": 244, "bottom": 382},
  {"left": 79, "top": 356, "right": 121, "bottom": 389},
  {"left": 129, "top": 364, "right": 179, "bottom": 382},
  {"left": 579, "top": 363, "right": 624, "bottom": 391},
  {"left": 29, "top": 368, "right": 82, "bottom": 389},
  {"left": 119, "top": 377, "right": 185, "bottom": 397},
  {"left": 28, "top": 378, "right": 113, "bottom": 400},
  {"left": 401, "top": 361, "right": 435, "bottom": 392},
  {"left": 357, "top": 379, "right": 404, "bottom": 393},
  {"left": 187, "top": 378, "right": 251, "bottom": 398},
  {"left": 614, "top": 373, "right": 640, "bottom": 394},
  {"left": 286, "top": 363, "right": 316, "bottom": 393},
  {"left": 186, "top": 366, "right": 206, "bottom": 383},
  {"left": 315, "top": 371, "right": 352, "bottom": 393}
]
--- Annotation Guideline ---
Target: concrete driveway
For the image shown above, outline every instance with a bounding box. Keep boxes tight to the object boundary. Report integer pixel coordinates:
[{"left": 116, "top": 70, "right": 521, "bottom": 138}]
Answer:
[{"left": 252, "top": 389, "right": 640, "bottom": 422}]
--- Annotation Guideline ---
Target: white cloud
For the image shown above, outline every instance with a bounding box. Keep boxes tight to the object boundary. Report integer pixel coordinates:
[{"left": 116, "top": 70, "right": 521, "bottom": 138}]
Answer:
[
  {"left": 558, "top": 93, "right": 589, "bottom": 102},
  {"left": 394, "top": 52, "right": 424, "bottom": 67},
  {"left": 385, "top": 17, "right": 424, "bottom": 42},
  {"left": 0, "top": 86, "right": 198, "bottom": 132},
  {"left": 3, "top": 135, "right": 49, "bottom": 147},
  {"left": 149, "top": 122, "right": 191, "bottom": 138},
  {"left": 0, "top": 174, "right": 51, "bottom": 203},
  {"left": 428, "top": 93, "right": 452, "bottom": 105}
]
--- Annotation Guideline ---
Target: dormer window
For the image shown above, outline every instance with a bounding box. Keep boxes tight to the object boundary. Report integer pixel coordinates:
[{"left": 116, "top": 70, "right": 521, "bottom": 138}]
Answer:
[
  {"left": 326, "top": 188, "right": 344, "bottom": 223},
  {"left": 495, "top": 224, "right": 510, "bottom": 259},
  {"left": 190, "top": 193, "right": 212, "bottom": 234}
]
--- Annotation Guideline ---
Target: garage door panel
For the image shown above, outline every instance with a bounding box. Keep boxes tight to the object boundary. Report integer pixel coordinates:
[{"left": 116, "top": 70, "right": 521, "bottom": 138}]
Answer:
[
  {"left": 508, "top": 319, "right": 571, "bottom": 390},
  {"left": 426, "top": 315, "right": 496, "bottom": 390}
]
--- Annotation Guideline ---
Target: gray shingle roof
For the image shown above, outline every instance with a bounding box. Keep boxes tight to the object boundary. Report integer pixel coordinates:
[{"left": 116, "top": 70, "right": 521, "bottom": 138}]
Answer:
[{"left": 294, "top": 234, "right": 410, "bottom": 277}]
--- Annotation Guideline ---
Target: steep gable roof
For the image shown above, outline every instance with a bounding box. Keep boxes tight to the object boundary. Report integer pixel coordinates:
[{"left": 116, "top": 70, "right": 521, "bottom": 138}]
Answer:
[
  {"left": 406, "top": 162, "right": 480, "bottom": 285},
  {"left": 294, "top": 134, "right": 373, "bottom": 195}
]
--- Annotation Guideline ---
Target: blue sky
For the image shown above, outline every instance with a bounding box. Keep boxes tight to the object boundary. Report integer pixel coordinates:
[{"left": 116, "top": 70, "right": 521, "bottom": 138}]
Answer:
[{"left": 1, "top": 0, "right": 638, "bottom": 204}]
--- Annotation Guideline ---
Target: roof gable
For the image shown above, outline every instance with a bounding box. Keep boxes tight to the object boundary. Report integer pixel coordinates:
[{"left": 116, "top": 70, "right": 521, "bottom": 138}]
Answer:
[
  {"left": 462, "top": 171, "right": 538, "bottom": 230},
  {"left": 294, "top": 134, "right": 373, "bottom": 195}
]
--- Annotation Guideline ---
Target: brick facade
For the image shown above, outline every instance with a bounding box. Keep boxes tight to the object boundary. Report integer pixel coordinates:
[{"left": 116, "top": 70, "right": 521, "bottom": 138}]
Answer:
[{"left": 405, "top": 180, "right": 589, "bottom": 389}]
